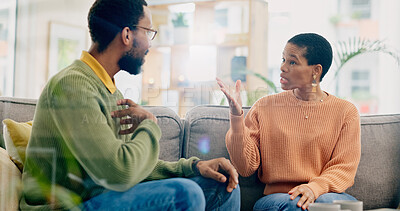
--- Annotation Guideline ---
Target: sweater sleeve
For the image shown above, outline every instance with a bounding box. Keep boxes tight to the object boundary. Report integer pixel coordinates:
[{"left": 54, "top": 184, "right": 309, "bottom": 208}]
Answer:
[
  {"left": 144, "top": 156, "right": 200, "bottom": 181},
  {"left": 225, "top": 105, "right": 261, "bottom": 177},
  {"left": 306, "top": 107, "right": 361, "bottom": 199},
  {"left": 47, "top": 75, "right": 161, "bottom": 192}
]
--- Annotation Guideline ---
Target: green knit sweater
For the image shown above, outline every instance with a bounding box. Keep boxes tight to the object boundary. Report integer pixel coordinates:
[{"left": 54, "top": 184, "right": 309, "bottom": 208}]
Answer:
[{"left": 20, "top": 60, "right": 199, "bottom": 210}]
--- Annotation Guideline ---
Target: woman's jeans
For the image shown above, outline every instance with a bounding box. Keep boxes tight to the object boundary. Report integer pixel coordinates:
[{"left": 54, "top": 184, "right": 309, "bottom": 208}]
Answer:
[
  {"left": 75, "top": 176, "right": 240, "bottom": 211},
  {"left": 253, "top": 192, "right": 357, "bottom": 211}
]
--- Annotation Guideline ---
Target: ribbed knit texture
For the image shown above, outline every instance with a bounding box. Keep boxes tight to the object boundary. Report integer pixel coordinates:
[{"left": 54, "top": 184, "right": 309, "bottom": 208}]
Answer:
[
  {"left": 226, "top": 90, "right": 361, "bottom": 199},
  {"left": 20, "top": 60, "right": 198, "bottom": 210}
]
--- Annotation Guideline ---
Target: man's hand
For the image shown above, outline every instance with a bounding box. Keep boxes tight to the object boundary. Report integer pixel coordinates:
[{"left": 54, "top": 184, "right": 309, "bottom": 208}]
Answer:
[
  {"left": 111, "top": 99, "right": 157, "bottom": 135},
  {"left": 288, "top": 184, "right": 315, "bottom": 210},
  {"left": 195, "top": 158, "right": 239, "bottom": 193}
]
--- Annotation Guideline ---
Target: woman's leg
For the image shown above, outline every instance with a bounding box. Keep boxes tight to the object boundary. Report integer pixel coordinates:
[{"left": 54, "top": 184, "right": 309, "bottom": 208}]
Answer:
[
  {"left": 315, "top": 192, "right": 357, "bottom": 203},
  {"left": 77, "top": 178, "right": 205, "bottom": 211},
  {"left": 189, "top": 176, "right": 241, "bottom": 211},
  {"left": 253, "top": 193, "right": 303, "bottom": 211},
  {"left": 253, "top": 192, "right": 357, "bottom": 211}
]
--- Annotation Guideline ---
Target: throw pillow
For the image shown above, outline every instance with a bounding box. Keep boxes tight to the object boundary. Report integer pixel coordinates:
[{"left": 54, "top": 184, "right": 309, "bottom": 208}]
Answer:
[
  {"left": 2, "top": 119, "right": 33, "bottom": 171},
  {"left": 0, "top": 147, "right": 22, "bottom": 211}
]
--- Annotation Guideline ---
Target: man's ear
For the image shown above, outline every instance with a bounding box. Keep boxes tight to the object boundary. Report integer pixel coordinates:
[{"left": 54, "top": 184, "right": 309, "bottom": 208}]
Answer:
[{"left": 121, "top": 27, "right": 132, "bottom": 46}]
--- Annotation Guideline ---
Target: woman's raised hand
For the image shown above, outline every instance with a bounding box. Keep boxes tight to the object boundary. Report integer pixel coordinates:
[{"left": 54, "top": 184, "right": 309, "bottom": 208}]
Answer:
[{"left": 216, "top": 77, "right": 243, "bottom": 116}]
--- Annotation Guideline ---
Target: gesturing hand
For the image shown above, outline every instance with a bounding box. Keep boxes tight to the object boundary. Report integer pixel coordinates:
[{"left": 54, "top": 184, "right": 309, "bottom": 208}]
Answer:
[
  {"left": 288, "top": 184, "right": 315, "bottom": 210},
  {"left": 196, "top": 158, "right": 239, "bottom": 193},
  {"left": 111, "top": 99, "right": 157, "bottom": 135},
  {"left": 216, "top": 77, "right": 243, "bottom": 116}
]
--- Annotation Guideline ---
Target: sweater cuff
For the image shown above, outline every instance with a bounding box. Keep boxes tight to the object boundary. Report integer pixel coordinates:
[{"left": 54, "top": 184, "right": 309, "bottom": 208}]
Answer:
[
  {"left": 306, "top": 182, "right": 325, "bottom": 199},
  {"left": 230, "top": 112, "right": 245, "bottom": 132},
  {"left": 182, "top": 157, "right": 200, "bottom": 177}
]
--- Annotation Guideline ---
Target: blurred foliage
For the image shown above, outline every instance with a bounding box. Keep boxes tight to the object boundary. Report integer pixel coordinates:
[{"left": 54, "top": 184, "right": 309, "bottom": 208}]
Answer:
[
  {"left": 333, "top": 37, "right": 400, "bottom": 79},
  {"left": 172, "top": 13, "right": 188, "bottom": 27}
]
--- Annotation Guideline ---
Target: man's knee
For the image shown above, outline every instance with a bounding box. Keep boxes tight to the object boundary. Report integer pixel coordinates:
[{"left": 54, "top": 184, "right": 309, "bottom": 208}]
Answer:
[{"left": 168, "top": 178, "right": 206, "bottom": 210}]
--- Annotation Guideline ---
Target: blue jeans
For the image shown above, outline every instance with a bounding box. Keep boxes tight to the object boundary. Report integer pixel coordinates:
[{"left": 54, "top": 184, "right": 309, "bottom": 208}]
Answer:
[
  {"left": 75, "top": 176, "right": 240, "bottom": 211},
  {"left": 253, "top": 192, "right": 357, "bottom": 211}
]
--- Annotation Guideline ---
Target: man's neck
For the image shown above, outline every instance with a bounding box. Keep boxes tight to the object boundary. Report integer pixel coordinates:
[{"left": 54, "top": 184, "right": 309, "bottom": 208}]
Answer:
[{"left": 88, "top": 44, "right": 120, "bottom": 79}]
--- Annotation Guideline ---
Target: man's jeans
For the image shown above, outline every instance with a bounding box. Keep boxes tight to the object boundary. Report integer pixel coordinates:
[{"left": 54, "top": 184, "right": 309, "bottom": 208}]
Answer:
[
  {"left": 253, "top": 192, "right": 357, "bottom": 211},
  {"left": 76, "top": 176, "right": 240, "bottom": 211}
]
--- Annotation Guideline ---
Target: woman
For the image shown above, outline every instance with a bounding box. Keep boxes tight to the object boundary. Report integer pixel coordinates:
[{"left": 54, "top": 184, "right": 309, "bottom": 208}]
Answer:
[{"left": 217, "top": 33, "right": 361, "bottom": 211}]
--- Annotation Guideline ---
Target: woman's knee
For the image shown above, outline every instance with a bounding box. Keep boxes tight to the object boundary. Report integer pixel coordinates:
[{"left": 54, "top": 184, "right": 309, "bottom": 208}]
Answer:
[{"left": 254, "top": 193, "right": 300, "bottom": 211}]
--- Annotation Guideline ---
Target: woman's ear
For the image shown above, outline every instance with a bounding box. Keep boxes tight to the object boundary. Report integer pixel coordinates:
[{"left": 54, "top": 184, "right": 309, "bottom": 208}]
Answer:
[{"left": 313, "top": 64, "right": 323, "bottom": 81}]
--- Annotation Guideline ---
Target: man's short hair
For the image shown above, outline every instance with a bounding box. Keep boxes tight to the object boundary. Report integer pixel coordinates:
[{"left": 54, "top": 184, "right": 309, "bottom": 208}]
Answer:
[
  {"left": 88, "top": 0, "right": 148, "bottom": 53},
  {"left": 288, "top": 33, "right": 333, "bottom": 81}
]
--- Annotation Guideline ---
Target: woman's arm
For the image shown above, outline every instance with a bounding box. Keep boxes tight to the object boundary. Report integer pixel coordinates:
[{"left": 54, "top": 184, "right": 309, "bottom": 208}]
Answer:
[
  {"left": 217, "top": 78, "right": 261, "bottom": 176},
  {"left": 307, "top": 109, "right": 361, "bottom": 199}
]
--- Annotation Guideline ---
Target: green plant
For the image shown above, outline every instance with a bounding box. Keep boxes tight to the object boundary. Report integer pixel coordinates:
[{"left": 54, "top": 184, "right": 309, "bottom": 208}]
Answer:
[
  {"left": 333, "top": 37, "right": 400, "bottom": 79},
  {"left": 172, "top": 13, "right": 188, "bottom": 27}
]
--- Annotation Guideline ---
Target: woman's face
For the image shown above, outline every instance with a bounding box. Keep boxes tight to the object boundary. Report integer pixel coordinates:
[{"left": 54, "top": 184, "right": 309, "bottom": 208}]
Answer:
[{"left": 280, "top": 43, "right": 314, "bottom": 91}]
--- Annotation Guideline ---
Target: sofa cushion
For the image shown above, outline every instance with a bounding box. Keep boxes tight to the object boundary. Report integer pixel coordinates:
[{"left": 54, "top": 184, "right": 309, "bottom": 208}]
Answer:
[
  {"left": 0, "top": 97, "right": 37, "bottom": 148},
  {"left": 346, "top": 114, "right": 400, "bottom": 210},
  {"left": 183, "top": 105, "right": 263, "bottom": 211},
  {"left": 0, "top": 147, "right": 21, "bottom": 211},
  {"left": 143, "top": 106, "right": 184, "bottom": 161},
  {"left": 183, "top": 105, "right": 239, "bottom": 160},
  {"left": 3, "top": 119, "right": 33, "bottom": 171}
]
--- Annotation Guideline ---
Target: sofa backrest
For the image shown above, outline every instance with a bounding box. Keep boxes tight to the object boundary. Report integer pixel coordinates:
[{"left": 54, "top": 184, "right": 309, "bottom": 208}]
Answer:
[
  {"left": 0, "top": 97, "right": 183, "bottom": 162},
  {"left": 144, "top": 106, "right": 183, "bottom": 161},
  {"left": 183, "top": 105, "right": 264, "bottom": 211},
  {"left": 1, "top": 97, "right": 400, "bottom": 210},
  {"left": 346, "top": 113, "right": 400, "bottom": 209}
]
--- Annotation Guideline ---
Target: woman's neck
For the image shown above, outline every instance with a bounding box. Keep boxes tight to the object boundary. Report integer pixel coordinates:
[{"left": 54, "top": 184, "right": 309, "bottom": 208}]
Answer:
[{"left": 293, "top": 88, "right": 326, "bottom": 102}]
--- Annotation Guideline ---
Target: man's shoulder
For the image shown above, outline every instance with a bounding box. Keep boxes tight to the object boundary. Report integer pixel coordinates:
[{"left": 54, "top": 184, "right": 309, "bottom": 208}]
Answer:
[{"left": 46, "top": 60, "right": 98, "bottom": 91}]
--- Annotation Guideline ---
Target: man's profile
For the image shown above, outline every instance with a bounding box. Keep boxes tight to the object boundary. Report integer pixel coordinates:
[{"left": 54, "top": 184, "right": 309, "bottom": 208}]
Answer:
[{"left": 20, "top": 0, "right": 240, "bottom": 210}]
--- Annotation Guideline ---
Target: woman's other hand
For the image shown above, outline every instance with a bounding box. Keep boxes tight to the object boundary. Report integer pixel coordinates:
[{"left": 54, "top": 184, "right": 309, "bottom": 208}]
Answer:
[
  {"left": 288, "top": 184, "right": 315, "bottom": 210},
  {"left": 216, "top": 77, "right": 243, "bottom": 116}
]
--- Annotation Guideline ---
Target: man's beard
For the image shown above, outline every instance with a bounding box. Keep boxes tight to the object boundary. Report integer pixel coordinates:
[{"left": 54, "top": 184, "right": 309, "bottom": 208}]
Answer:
[{"left": 118, "top": 44, "right": 146, "bottom": 75}]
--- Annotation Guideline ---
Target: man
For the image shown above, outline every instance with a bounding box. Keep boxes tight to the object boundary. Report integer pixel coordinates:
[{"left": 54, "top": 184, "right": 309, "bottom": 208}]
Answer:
[{"left": 20, "top": 0, "right": 240, "bottom": 210}]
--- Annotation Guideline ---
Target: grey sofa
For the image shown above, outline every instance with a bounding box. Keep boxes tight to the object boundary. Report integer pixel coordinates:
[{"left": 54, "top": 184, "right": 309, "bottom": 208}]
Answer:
[{"left": 0, "top": 96, "right": 399, "bottom": 211}]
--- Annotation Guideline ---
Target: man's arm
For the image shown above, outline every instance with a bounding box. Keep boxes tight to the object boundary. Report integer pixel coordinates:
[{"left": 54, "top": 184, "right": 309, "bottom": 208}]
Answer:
[
  {"left": 145, "top": 157, "right": 239, "bottom": 193},
  {"left": 48, "top": 75, "right": 160, "bottom": 191}
]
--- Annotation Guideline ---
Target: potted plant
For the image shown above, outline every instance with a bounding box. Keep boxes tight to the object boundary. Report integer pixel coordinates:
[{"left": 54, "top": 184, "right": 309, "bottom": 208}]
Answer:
[{"left": 172, "top": 12, "right": 189, "bottom": 44}]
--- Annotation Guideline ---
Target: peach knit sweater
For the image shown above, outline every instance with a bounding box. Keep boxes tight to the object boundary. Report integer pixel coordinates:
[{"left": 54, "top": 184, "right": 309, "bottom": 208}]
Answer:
[{"left": 226, "top": 91, "right": 361, "bottom": 199}]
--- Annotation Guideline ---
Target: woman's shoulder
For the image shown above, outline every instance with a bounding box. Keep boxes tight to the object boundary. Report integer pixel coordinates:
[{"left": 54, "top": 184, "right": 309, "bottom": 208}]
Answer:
[
  {"left": 326, "top": 94, "right": 360, "bottom": 120},
  {"left": 327, "top": 94, "right": 358, "bottom": 109}
]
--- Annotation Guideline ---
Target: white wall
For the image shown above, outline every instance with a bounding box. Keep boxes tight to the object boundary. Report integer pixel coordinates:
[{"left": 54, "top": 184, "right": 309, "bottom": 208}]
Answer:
[
  {"left": 377, "top": 0, "right": 400, "bottom": 114},
  {"left": 14, "top": 0, "right": 93, "bottom": 98}
]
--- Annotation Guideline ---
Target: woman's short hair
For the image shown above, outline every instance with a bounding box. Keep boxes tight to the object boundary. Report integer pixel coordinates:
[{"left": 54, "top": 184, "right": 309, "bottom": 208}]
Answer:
[
  {"left": 288, "top": 33, "right": 333, "bottom": 81},
  {"left": 88, "top": 0, "right": 148, "bottom": 53}
]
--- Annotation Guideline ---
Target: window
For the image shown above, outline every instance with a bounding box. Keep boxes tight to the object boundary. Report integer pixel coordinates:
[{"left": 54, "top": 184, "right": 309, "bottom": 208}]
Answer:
[
  {"left": 0, "top": 0, "right": 16, "bottom": 96},
  {"left": 351, "top": 0, "right": 371, "bottom": 19},
  {"left": 351, "top": 70, "right": 370, "bottom": 98}
]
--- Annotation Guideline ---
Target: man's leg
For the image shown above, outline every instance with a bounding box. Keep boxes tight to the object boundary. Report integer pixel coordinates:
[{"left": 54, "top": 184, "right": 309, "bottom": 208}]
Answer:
[
  {"left": 189, "top": 176, "right": 241, "bottom": 211},
  {"left": 77, "top": 178, "right": 205, "bottom": 211}
]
